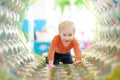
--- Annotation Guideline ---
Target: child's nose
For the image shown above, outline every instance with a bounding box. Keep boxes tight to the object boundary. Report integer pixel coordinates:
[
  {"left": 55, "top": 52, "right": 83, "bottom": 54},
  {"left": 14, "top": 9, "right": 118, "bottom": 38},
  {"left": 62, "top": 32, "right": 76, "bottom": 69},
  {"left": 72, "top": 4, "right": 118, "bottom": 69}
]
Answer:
[{"left": 65, "top": 36, "right": 70, "bottom": 39}]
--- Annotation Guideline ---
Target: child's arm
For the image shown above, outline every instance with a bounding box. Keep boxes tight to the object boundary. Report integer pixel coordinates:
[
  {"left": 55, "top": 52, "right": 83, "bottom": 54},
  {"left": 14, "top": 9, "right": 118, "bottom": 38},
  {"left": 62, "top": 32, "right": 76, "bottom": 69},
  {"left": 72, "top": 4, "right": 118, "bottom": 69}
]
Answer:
[
  {"left": 73, "top": 38, "right": 82, "bottom": 66},
  {"left": 48, "top": 36, "right": 59, "bottom": 68}
]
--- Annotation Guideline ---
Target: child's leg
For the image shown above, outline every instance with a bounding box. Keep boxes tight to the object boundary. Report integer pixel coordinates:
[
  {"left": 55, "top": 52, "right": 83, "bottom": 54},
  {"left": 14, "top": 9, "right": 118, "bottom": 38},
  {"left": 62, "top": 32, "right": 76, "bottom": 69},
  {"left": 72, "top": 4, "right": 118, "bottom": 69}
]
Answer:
[{"left": 61, "top": 52, "right": 73, "bottom": 64}]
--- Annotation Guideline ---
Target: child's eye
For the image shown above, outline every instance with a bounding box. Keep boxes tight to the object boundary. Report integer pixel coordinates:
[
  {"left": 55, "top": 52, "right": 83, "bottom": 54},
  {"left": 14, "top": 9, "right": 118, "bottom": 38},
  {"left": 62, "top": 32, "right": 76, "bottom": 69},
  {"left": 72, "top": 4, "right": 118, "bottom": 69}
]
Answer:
[
  {"left": 63, "top": 34, "right": 66, "bottom": 36},
  {"left": 69, "top": 34, "right": 72, "bottom": 36}
]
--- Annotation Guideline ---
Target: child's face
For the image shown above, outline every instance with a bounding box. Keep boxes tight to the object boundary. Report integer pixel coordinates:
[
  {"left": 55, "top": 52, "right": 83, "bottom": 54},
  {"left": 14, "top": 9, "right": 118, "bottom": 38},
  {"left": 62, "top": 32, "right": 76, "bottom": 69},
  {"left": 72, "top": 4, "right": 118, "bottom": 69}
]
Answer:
[{"left": 60, "top": 27, "right": 74, "bottom": 46}]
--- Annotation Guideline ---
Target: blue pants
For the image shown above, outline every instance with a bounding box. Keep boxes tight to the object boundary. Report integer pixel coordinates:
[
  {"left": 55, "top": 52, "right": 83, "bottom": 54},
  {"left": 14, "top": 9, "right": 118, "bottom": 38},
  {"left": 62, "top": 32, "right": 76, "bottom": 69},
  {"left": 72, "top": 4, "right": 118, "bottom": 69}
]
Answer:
[
  {"left": 46, "top": 52, "right": 73, "bottom": 65},
  {"left": 53, "top": 52, "right": 73, "bottom": 65}
]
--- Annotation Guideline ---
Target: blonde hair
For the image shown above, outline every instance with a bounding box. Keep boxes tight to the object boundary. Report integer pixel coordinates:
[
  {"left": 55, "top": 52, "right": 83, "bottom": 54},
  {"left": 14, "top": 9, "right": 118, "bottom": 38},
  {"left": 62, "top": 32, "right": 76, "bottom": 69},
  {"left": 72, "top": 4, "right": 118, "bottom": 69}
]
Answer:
[{"left": 58, "top": 20, "right": 75, "bottom": 34}]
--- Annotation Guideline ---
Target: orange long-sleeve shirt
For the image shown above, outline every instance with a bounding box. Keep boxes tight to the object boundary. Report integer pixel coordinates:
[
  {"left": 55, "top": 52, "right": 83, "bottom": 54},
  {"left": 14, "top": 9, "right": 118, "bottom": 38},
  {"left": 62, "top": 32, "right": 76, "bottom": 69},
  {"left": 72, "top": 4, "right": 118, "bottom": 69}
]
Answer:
[{"left": 48, "top": 35, "right": 82, "bottom": 61}]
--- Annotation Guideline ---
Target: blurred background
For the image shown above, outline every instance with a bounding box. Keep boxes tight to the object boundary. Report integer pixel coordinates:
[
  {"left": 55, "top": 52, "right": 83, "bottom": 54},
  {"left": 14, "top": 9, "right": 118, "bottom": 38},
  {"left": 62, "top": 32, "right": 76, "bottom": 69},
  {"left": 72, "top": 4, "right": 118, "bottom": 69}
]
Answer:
[
  {"left": 22, "top": 0, "right": 94, "bottom": 55},
  {"left": 0, "top": 0, "right": 120, "bottom": 80}
]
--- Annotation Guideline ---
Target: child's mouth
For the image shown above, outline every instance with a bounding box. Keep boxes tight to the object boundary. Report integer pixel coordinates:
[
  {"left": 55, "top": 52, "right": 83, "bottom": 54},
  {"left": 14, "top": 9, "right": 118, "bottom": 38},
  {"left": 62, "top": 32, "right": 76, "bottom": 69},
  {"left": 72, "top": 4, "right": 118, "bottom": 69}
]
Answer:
[{"left": 65, "top": 40, "right": 69, "bottom": 42}]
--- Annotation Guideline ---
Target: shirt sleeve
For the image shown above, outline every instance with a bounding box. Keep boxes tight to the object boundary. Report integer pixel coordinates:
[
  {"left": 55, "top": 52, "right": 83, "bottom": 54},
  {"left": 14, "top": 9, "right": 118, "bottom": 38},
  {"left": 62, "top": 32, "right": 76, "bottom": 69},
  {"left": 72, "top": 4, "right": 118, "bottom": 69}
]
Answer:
[
  {"left": 48, "top": 36, "right": 58, "bottom": 60},
  {"left": 73, "top": 38, "right": 82, "bottom": 60}
]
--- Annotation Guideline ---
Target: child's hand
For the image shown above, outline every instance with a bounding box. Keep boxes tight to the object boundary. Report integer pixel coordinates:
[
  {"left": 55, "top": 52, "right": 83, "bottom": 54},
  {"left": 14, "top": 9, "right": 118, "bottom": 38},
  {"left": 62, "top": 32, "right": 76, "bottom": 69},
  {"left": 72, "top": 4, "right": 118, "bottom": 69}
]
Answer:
[
  {"left": 48, "top": 64, "right": 56, "bottom": 68},
  {"left": 73, "top": 60, "right": 82, "bottom": 66}
]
